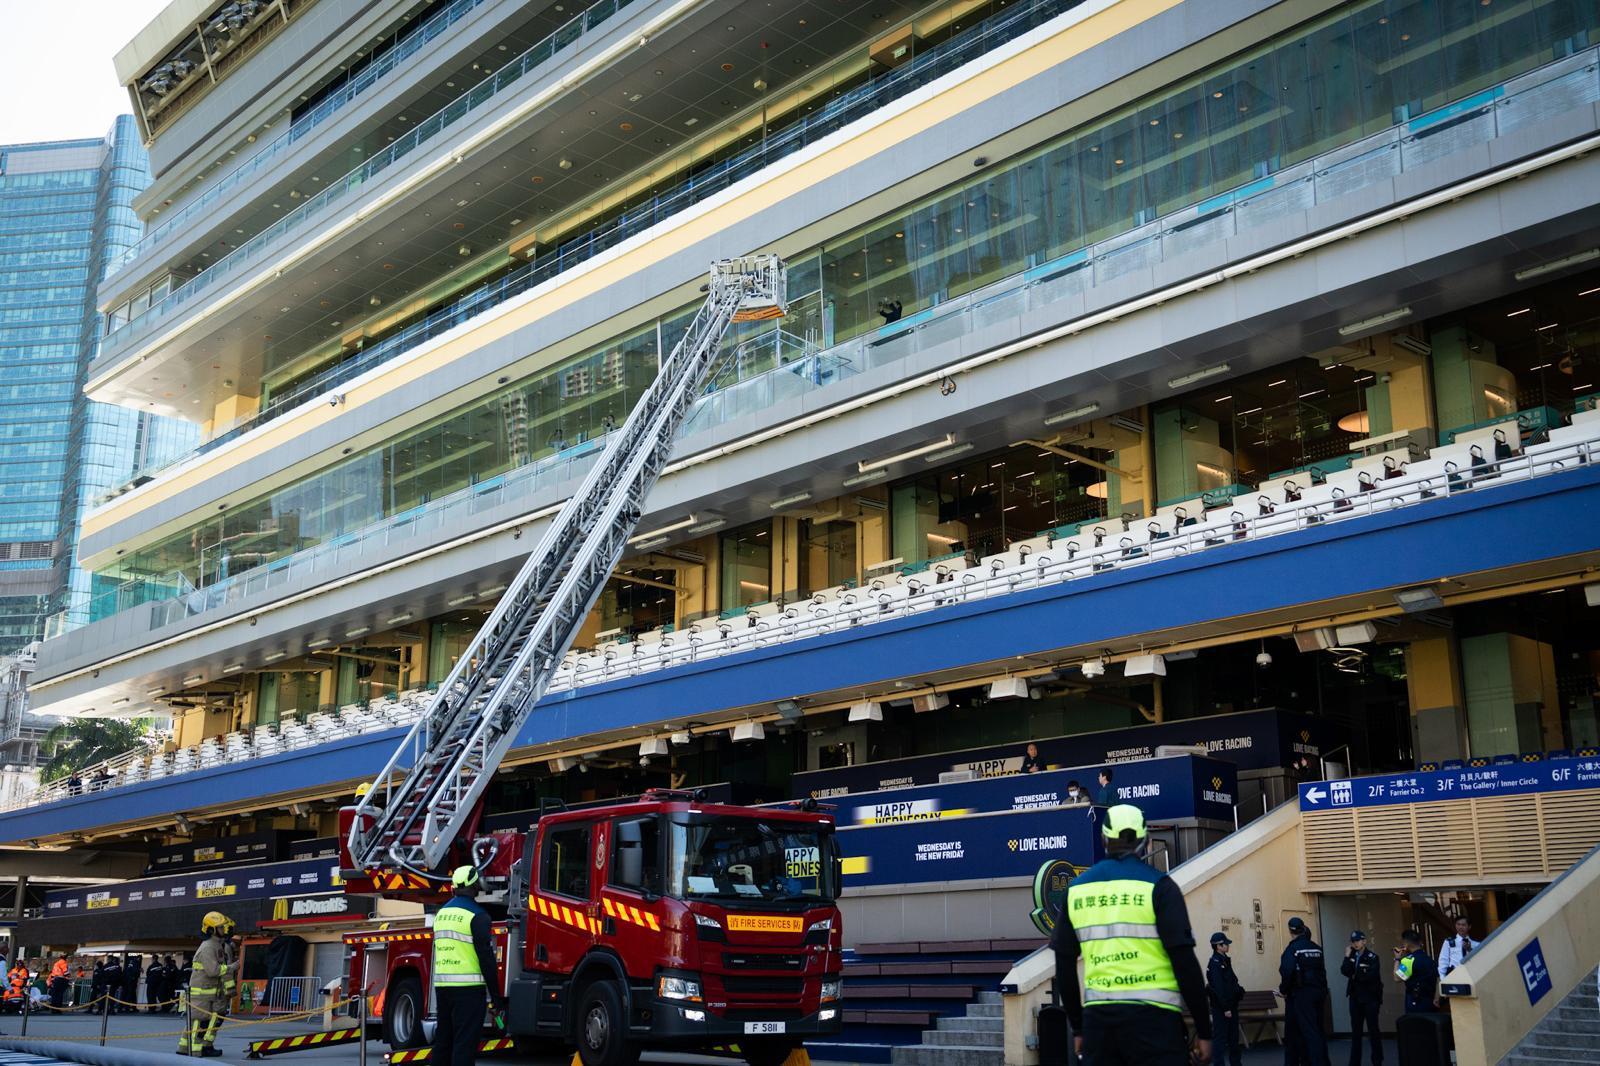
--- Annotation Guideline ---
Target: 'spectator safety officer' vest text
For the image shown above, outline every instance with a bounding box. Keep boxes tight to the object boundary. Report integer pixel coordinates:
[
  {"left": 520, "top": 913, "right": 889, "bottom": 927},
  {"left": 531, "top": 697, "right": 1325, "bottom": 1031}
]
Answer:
[
  {"left": 433, "top": 905, "right": 485, "bottom": 987},
  {"left": 1066, "top": 873, "right": 1182, "bottom": 1012}
]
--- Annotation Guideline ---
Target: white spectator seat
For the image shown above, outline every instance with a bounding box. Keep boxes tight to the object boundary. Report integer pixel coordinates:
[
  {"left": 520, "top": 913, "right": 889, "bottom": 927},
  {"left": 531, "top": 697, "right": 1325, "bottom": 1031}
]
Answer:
[
  {"left": 171, "top": 748, "right": 196, "bottom": 775},
  {"left": 224, "top": 733, "right": 253, "bottom": 761},
  {"left": 1451, "top": 420, "right": 1521, "bottom": 456}
]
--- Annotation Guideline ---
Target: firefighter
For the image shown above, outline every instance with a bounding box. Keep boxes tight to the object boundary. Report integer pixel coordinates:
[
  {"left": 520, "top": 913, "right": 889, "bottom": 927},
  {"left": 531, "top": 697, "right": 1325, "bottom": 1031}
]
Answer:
[
  {"left": 179, "top": 911, "right": 235, "bottom": 1057},
  {"left": 219, "top": 918, "right": 239, "bottom": 1015},
  {"left": 431, "top": 865, "right": 508, "bottom": 1066},
  {"left": 1053, "top": 804, "right": 1212, "bottom": 1066}
]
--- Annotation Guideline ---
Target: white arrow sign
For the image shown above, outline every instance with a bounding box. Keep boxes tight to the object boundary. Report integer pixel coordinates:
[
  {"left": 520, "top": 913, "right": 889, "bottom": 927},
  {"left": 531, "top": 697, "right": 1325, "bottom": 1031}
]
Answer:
[{"left": 1304, "top": 787, "right": 1327, "bottom": 805}]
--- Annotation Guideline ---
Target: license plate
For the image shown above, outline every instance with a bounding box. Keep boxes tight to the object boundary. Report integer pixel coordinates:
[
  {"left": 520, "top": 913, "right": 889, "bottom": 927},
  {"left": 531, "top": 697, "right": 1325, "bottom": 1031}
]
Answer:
[{"left": 743, "top": 1022, "right": 787, "bottom": 1035}]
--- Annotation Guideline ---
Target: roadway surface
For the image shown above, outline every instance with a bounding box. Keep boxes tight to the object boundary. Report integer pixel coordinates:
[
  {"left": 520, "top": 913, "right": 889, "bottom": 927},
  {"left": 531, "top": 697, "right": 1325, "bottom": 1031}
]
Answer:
[{"left": 0, "top": 1013, "right": 1398, "bottom": 1064}]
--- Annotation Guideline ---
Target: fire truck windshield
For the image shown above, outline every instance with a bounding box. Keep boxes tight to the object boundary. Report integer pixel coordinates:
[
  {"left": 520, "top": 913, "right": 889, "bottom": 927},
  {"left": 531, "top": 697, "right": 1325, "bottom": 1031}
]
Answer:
[{"left": 665, "top": 817, "right": 838, "bottom": 905}]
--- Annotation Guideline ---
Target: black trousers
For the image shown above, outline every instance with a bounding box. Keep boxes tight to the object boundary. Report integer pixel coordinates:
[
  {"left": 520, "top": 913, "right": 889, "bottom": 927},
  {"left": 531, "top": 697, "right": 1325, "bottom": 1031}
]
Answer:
[
  {"left": 1211, "top": 1008, "right": 1243, "bottom": 1066},
  {"left": 49, "top": 978, "right": 67, "bottom": 1008},
  {"left": 1283, "top": 990, "right": 1330, "bottom": 1066},
  {"left": 431, "top": 986, "right": 487, "bottom": 1066},
  {"left": 1347, "top": 999, "right": 1382, "bottom": 1066},
  {"left": 1082, "top": 1004, "right": 1190, "bottom": 1066}
]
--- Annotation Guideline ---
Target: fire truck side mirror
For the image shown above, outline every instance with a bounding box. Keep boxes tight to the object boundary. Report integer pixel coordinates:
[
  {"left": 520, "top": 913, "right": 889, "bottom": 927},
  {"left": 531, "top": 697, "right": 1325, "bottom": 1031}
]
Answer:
[{"left": 616, "top": 821, "right": 644, "bottom": 889}]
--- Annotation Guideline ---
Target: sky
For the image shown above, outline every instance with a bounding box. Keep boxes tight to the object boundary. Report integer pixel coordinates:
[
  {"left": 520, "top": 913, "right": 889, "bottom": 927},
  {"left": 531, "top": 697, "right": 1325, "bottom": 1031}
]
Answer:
[{"left": 0, "top": 1, "right": 172, "bottom": 145}]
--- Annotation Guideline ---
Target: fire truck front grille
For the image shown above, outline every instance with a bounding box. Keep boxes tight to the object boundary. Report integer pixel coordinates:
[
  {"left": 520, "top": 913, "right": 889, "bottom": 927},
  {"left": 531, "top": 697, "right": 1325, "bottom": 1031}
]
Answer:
[
  {"left": 722, "top": 953, "right": 806, "bottom": 971},
  {"left": 722, "top": 976, "right": 804, "bottom": 996},
  {"left": 723, "top": 1008, "right": 806, "bottom": 1021}
]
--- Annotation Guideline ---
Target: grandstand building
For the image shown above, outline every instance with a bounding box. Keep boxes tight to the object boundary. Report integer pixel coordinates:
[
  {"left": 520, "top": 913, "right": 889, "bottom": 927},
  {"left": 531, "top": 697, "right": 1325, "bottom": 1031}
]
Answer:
[{"left": 6, "top": 0, "right": 1600, "bottom": 1058}]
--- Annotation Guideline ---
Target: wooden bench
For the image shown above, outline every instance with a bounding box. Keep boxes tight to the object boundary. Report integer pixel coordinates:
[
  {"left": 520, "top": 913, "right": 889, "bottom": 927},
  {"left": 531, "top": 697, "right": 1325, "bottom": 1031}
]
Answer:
[{"left": 1236, "top": 990, "right": 1286, "bottom": 1046}]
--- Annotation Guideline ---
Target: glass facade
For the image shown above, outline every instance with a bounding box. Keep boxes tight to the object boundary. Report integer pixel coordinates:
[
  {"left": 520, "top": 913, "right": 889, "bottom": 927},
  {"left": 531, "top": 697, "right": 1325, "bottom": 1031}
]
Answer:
[
  {"left": 88, "top": 0, "right": 1600, "bottom": 622},
  {"left": 0, "top": 120, "right": 197, "bottom": 652}
]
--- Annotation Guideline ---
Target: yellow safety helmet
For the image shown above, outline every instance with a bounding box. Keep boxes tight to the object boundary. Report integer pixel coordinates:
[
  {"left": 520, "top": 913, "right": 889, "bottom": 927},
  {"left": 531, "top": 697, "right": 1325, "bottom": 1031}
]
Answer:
[
  {"left": 1101, "top": 803, "right": 1148, "bottom": 841},
  {"left": 355, "top": 781, "right": 372, "bottom": 798},
  {"left": 201, "top": 911, "right": 229, "bottom": 935},
  {"left": 221, "top": 916, "right": 237, "bottom": 936},
  {"left": 451, "top": 865, "right": 481, "bottom": 889}
]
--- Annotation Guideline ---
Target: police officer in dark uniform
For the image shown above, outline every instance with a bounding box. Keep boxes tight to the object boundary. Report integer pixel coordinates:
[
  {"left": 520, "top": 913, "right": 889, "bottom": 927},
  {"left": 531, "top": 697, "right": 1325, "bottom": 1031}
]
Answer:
[
  {"left": 1279, "top": 917, "right": 1330, "bottom": 1066},
  {"left": 1206, "top": 932, "right": 1245, "bottom": 1066},
  {"left": 1340, "top": 931, "right": 1383, "bottom": 1066}
]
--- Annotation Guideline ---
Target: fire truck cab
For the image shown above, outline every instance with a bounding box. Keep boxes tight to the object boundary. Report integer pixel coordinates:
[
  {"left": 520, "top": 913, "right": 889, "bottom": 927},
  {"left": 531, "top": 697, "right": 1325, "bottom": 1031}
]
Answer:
[{"left": 345, "top": 792, "right": 844, "bottom": 1066}]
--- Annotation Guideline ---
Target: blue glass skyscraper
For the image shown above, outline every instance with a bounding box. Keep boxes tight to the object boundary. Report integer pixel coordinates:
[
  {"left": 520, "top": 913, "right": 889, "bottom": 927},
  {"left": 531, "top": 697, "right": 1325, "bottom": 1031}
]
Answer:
[{"left": 0, "top": 117, "right": 196, "bottom": 654}]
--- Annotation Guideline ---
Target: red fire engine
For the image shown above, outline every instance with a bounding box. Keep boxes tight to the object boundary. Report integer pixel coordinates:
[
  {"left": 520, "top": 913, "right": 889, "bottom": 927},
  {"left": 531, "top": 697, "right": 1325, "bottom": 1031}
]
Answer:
[{"left": 343, "top": 791, "right": 843, "bottom": 1065}]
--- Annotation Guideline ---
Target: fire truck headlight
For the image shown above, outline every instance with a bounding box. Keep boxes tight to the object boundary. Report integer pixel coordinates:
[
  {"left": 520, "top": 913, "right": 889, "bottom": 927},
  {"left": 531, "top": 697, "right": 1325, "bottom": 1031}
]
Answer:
[
  {"left": 682, "top": 1009, "right": 706, "bottom": 1023},
  {"left": 658, "top": 975, "right": 703, "bottom": 1003},
  {"left": 805, "top": 917, "right": 833, "bottom": 945},
  {"left": 694, "top": 913, "right": 725, "bottom": 942},
  {"left": 819, "top": 1008, "right": 837, "bottom": 1021},
  {"left": 820, "top": 978, "right": 842, "bottom": 1003}
]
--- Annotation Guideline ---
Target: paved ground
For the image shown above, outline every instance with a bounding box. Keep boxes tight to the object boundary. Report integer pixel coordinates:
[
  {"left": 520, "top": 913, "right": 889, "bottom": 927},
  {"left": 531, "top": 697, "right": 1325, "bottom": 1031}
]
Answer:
[{"left": 0, "top": 1011, "right": 1399, "bottom": 1066}]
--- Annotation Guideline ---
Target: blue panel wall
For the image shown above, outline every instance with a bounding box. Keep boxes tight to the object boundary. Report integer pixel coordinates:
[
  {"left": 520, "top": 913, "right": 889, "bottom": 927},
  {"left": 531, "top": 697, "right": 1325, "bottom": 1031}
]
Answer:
[{"left": 7, "top": 464, "right": 1597, "bottom": 844}]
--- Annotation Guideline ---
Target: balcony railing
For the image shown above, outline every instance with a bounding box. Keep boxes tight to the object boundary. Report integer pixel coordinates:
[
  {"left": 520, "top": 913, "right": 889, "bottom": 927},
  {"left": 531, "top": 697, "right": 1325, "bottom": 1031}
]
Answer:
[
  {"left": 13, "top": 422, "right": 1600, "bottom": 815},
  {"left": 95, "top": 40, "right": 1600, "bottom": 503},
  {"left": 98, "top": 0, "right": 649, "bottom": 355},
  {"left": 105, "top": 0, "right": 502, "bottom": 281},
  {"left": 72, "top": 42, "right": 1600, "bottom": 634}
]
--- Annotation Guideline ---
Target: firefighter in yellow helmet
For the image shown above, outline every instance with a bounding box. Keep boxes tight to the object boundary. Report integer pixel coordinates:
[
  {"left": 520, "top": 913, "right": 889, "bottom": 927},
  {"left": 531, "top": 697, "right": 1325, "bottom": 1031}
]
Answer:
[
  {"left": 1052, "top": 804, "right": 1212, "bottom": 1066},
  {"left": 179, "top": 912, "right": 235, "bottom": 1057}
]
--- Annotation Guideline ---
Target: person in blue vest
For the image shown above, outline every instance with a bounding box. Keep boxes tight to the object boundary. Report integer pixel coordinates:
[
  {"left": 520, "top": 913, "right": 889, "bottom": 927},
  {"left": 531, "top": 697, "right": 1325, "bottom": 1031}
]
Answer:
[
  {"left": 432, "top": 866, "right": 508, "bottom": 1066},
  {"left": 1278, "top": 918, "right": 1330, "bottom": 1066},
  {"left": 1052, "top": 803, "right": 1211, "bottom": 1065}
]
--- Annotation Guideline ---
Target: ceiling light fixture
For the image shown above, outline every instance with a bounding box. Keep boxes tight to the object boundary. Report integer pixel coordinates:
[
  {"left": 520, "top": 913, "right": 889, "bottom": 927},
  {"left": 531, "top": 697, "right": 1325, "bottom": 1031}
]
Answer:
[
  {"left": 345, "top": 626, "right": 371, "bottom": 638},
  {"left": 857, "top": 434, "right": 956, "bottom": 472},
  {"left": 1168, "top": 363, "right": 1233, "bottom": 389},
  {"left": 1514, "top": 248, "right": 1600, "bottom": 281},
  {"left": 769, "top": 492, "right": 813, "bottom": 510},
  {"left": 1337, "top": 307, "right": 1413, "bottom": 337},
  {"left": 306, "top": 638, "right": 332, "bottom": 649},
  {"left": 629, "top": 515, "right": 698, "bottom": 544},
  {"left": 386, "top": 613, "right": 414, "bottom": 626},
  {"left": 1043, "top": 402, "right": 1100, "bottom": 427},
  {"left": 924, "top": 442, "right": 976, "bottom": 463}
]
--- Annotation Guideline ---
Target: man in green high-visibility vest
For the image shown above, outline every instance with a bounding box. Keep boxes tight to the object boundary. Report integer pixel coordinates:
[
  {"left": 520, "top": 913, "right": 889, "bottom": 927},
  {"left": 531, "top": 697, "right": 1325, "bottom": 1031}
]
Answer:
[
  {"left": 431, "top": 866, "right": 508, "bottom": 1066},
  {"left": 1053, "top": 804, "right": 1212, "bottom": 1065}
]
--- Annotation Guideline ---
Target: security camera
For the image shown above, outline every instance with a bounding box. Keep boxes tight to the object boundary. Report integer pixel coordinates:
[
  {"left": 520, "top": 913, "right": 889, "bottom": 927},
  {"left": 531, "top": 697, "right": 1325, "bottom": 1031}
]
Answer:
[{"left": 1255, "top": 650, "right": 1273, "bottom": 668}]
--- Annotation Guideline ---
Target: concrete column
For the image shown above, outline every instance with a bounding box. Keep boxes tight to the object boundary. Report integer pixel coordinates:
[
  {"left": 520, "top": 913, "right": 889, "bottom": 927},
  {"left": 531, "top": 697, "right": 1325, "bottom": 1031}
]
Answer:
[
  {"left": 1430, "top": 326, "right": 1517, "bottom": 435},
  {"left": 1362, "top": 336, "right": 1435, "bottom": 438},
  {"left": 1405, "top": 636, "right": 1468, "bottom": 762},
  {"left": 1461, "top": 633, "right": 1561, "bottom": 756},
  {"left": 1153, "top": 406, "right": 1231, "bottom": 505}
]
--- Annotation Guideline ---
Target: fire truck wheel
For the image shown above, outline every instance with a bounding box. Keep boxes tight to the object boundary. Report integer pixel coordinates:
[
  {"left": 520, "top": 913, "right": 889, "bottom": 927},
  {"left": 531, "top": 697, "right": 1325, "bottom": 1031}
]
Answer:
[
  {"left": 383, "top": 976, "right": 428, "bottom": 1049},
  {"left": 741, "top": 1039, "right": 800, "bottom": 1066},
  {"left": 575, "top": 980, "right": 637, "bottom": 1066}
]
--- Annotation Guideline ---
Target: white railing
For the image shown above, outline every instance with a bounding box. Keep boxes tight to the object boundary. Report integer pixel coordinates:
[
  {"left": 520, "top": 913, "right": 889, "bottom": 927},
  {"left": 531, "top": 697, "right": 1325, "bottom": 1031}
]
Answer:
[{"left": 9, "top": 423, "right": 1597, "bottom": 815}]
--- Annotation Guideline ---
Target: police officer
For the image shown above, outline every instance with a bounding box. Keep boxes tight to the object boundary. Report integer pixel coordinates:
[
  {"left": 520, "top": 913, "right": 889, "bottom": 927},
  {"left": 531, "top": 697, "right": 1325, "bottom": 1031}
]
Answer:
[
  {"left": 1392, "top": 930, "right": 1437, "bottom": 1014},
  {"left": 1278, "top": 917, "right": 1330, "bottom": 1066},
  {"left": 432, "top": 866, "right": 508, "bottom": 1066},
  {"left": 179, "top": 912, "right": 235, "bottom": 1057},
  {"left": 1340, "top": 931, "right": 1383, "bottom": 1066},
  {"left": 1052, "top": 804, "right": 1212, "bottom": 1066},
  {"left": 1206, "top": 933, "right": 1244, "bottom": 1066}
]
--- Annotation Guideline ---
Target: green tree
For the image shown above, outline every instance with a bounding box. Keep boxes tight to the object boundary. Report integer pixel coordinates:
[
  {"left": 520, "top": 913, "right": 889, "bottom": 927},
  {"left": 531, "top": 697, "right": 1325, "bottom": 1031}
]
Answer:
[{"left": 40, "top": 718, "right": 152, "bottom": 783}]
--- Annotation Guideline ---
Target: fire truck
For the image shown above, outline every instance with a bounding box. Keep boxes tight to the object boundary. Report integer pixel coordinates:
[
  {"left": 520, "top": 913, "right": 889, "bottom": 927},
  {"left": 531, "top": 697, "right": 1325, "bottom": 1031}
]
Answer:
[
  {"left": 336, "top": 258, "right": 844, "bottom": 1064},
  {"left": 343, "top": 792, "right": 843, "bottom": 1066}
]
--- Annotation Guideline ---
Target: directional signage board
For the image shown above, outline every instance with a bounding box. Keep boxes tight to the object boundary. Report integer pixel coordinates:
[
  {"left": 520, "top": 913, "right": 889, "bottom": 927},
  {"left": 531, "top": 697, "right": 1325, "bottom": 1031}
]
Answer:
[{"left": 1299, "top": 757, "right": 1600, "bottom": 811}]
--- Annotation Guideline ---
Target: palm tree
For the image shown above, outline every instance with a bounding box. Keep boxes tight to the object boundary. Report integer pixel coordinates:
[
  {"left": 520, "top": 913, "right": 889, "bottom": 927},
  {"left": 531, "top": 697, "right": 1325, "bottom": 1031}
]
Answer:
[{"left": 40, "top": 718, "right": 152, "bottom": 783}]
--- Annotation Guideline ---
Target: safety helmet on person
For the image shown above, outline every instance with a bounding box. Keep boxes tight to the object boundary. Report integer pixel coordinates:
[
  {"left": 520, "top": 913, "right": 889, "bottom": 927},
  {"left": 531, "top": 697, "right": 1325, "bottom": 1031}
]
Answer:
[
  {"left": 1101, "top": 803, "right": 1148, "bottom": 841},
  {"left": 201, "top": 911, "right": 229, "bottom": 935},
  {"left": 451, "top": 865, "right": 481, "bottom": 892}
]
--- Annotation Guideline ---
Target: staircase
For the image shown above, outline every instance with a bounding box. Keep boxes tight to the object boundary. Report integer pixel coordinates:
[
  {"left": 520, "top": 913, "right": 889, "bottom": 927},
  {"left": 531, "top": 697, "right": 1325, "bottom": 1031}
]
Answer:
[
  {"left": 1501, "top": 970, "right": 1600, "bottom": 1065},
  {"left": 890, "top": 992, "right": 1005, "bottom": 1066}
]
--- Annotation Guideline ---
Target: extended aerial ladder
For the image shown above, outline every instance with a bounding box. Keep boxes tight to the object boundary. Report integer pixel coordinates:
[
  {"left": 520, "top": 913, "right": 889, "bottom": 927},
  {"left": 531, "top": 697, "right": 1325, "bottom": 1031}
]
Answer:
[{"left": 346, "top": 256, "right": 786, "bottom": 881}]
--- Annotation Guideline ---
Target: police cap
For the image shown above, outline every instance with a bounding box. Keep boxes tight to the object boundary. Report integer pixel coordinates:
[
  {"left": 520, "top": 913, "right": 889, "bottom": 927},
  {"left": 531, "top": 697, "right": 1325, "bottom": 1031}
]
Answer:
[{"left": 1210, "top": 932, "right": 1232, "bottom": 946}]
